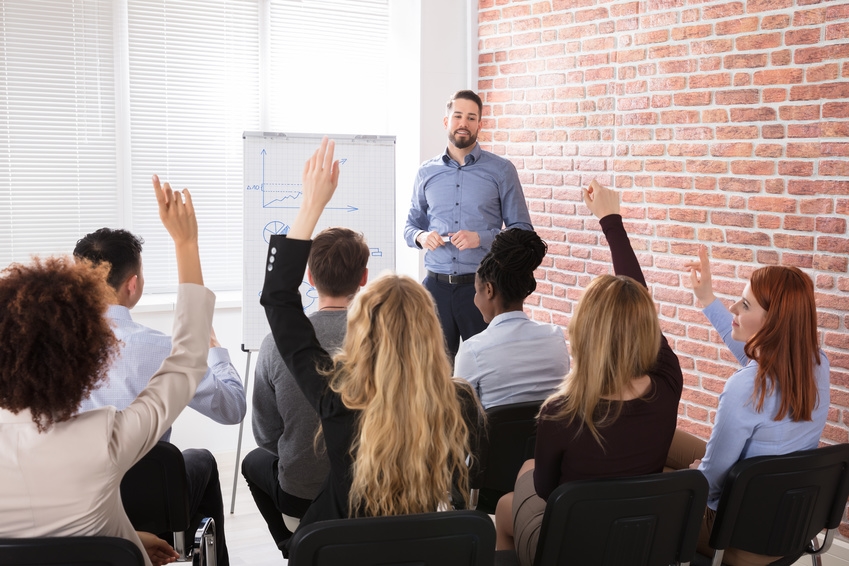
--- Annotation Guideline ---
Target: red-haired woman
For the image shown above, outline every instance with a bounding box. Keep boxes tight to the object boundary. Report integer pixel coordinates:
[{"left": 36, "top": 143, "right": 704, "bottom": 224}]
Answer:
[{"left": 669, "top": 247, "right": 830, "bottom": 565}]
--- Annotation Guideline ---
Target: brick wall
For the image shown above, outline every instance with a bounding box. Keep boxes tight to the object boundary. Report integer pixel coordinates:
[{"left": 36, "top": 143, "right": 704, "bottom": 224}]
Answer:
[{"left": 476, "top": 0, "right": 849, "bottom": 534}]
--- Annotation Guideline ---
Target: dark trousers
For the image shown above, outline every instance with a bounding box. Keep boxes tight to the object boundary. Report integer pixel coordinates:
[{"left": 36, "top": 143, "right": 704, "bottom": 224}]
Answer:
[
  {"left": 241, "top": 448, "right": 313, "bottom": 556},
  {"left": 423, "top": 275, "right": 488, "bottom": 359},
  {"left": 183, "top": 449, "right": 229, "bottom": 566}
]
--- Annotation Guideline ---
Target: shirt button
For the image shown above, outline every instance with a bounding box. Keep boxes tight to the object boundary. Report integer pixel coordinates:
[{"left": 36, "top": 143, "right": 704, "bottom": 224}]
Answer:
[
  {"left": 271, "top": 247, "right": 277, "bottom": 255},
  {"left": 267, "top": 264, "right": 273, "bottom": 272}
]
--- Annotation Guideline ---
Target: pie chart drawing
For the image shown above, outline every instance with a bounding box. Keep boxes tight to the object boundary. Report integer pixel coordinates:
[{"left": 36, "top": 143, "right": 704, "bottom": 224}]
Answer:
[{"left": 263, "top": 221, "right": 290, "bottom": 243}]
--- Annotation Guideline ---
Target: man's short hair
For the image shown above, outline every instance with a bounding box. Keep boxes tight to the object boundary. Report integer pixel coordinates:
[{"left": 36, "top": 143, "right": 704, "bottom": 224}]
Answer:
[
  {"left": 446, "top": 90, "right": 483, "bottom": 117},
  {"left": 308, "top": 227, "right": 369, "bottom": 298},
  {"left": 73, "top": 228, "right": 144, "bottom": 290}
]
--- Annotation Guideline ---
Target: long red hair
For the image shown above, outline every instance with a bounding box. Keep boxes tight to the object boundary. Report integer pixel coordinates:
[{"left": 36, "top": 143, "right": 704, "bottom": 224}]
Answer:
[{"left": 745, "top": 266, "right": 820, "bottom": 422}]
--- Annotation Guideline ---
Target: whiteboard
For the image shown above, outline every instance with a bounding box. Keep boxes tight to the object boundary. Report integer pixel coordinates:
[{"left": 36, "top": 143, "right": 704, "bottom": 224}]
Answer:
[{"left": 242, "top": 132, "right": 396, "bottom": 351}]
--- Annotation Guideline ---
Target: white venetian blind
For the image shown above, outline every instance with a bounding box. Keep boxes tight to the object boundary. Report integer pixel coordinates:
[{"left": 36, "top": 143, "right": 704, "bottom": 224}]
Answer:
[
  {"left": 267, "top": 0, "right": 389, "bottom": 134},
  {"left": 0, "top": 0, "right": 118, "bottom": 267},
  {"left": 126, "top": 0, "right": 260, "bottom": 292}
]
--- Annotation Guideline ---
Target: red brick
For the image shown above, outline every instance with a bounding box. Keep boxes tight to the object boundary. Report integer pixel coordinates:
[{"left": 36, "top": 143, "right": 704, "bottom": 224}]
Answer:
[
  {"left": 716, "top": 17, "right": 759, "bottom": 35},
  {"left": 723, "top": 54, "right": 768, "bottom": 70},
  {"left": 711, "top": 211, "right": 754, "bottom": 227},
  {"left": 661, "top": 110, "right": 701, "bottom": 124},
  {"left": 774, "top": 233, "right": 815, "bottom": 251},
  {"left": 763, "top": 88, "right": 788, "bottom": 103},
  {"left": 731, "top": 160, "right": 774, "bottom": 175},
  {"left": 702, "top": 2, "right": 744, "bottom": 20},
  {"left": 784, "top": 216, "right": 815, "bottom": 231},
  {"left": 795, "top": 44, "right": 849, "bottom": 65},
  {"left": 669, "top": 208, "right": 708, "bottom": 223},
  {"left": 753, "top": 69, "right": 805, "bottom": 85},
  {"left": 686, "top": 160, "right": 728, "bottom": 174},
  {"left": 737, "top": 32, "right": 782, "bottom": 51},
  {"left": 778, "top": 105, "right": 821, "bottom": 121},
  {"left": 807, "top": 63, "right": 840, "bottom": 83},
  {"left": 787, "top": 143, "right": 822, "bottom": 158},
  {"left": 727, "top": 230, "right": 770, "bottom": 247},
  {"left": 672, "top": 24, "right": 712, "bottom": 40},
  {"left": 749, "top": 196, "right": 798, "bottom": 213},
  {"left": 822, "top": 161, "right": 849, "bottom": 176},
  {"left": 730, "top": 107, "right": 777, "bottom": 122},
  {"left": 762, "top": 14, "right": 791, "bottom": 29},
  {"left": 755, "top": 144, "right": 783, "bottom": 158},
  {"left": 691, "top": 39, "right": 734, "bottom": 55},
  {"left": 718, "top": 177, "right": 761, "bottom": 193},
  {"left": 711, "top": 143, "right": 753, "bottom": 157},
  {"left": 762, "top": 124, "right": 785, "bottom": 139},
  {"left": 818, "top": 236, "right": 849, "bottom": 254},
  {"left": 786, "top": 28, "right": 822, "bottom": 46},
  {"left": 717, "top": 126, "right": 759, "bottom": 139},
  {"left": 691, "top": 73, "right": 733, "bottom": 89},
  {"left": 778, "top": 161, "right": 814, "bottom": 176},
  {"left": 758, "top": 215, "right": 782, "bottom": 230},
  {"left": 826, "top": 23, "right": 849, "bottom": 41},
  {"left": 793, "top": 7, "right": 827, "bottom": 26},
  {"left": 673, "top": 92, "right": 712, "bottom": 106}
]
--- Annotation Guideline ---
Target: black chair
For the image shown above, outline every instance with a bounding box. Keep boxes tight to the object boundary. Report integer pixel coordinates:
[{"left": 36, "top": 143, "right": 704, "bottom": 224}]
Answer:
[
  {"left": 0, "top": 536, "right": 145, "bottom": 566},
  {"left": 470, "top": 400, "right": 543, "bottom": 513},
  {"left": 496, "top": 469, "right": 709, "bottom": 566},
  {"left": 696, "top": 443, "right": 849, "bottom": 566},
  {"left": 288, "top": 510, "right": 496, "bottom": 566},
  {"left": 120, "top": 441, "right": 216, "bottom": 566}
]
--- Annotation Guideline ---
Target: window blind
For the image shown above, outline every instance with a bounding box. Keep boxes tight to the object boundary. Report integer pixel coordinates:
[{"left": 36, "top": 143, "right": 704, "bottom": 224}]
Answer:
[{"left": 0, "top": 0, "right": 118, "bottom": 267}]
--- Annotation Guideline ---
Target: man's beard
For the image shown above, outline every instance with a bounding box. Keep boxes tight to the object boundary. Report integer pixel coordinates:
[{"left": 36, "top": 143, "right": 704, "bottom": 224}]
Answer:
[{"left": 449, "top": 129, "right": 477, "bottom": 149}]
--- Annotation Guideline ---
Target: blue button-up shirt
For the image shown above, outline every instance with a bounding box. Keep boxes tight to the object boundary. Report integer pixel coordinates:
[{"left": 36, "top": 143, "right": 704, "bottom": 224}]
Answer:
[{"left": 404, "top": 143, "right": 533, "bottom": 275}]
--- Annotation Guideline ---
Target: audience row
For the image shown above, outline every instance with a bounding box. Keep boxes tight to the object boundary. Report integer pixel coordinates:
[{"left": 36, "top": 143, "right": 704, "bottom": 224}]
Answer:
[{"left": 0, "top": 137, "right": 830, "bottom": 566}]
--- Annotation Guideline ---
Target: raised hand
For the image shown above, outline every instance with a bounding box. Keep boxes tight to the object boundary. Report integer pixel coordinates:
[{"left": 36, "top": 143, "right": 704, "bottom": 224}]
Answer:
[
  {"left": 152, "top": 174, "right": 198, "bottom": 247},
  {"left": 288, "top": 136, "right": 340, "bottom": 240},
  {"left": 582, "top": 179, "right": 620, "bottom": 220},
  {"left": 152, "top": 174, "right": 202, "bottom": 286},
  {"left": 684, "top": 245, "right": 716, "bottom": 307}
]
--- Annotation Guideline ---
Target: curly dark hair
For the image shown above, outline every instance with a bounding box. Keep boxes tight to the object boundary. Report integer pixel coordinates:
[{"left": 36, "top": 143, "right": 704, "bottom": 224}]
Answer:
[
  {"left": 477, "top": 228, "right": 547, "bottom": 305},
  {"left": 0, "top": 256, "right": 119, "bottom": 432}
]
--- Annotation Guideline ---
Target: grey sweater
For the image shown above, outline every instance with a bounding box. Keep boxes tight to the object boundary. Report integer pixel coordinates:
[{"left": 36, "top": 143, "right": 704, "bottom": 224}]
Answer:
[{"left": 251, "top": 310, "right": 347, "bottom": 499}]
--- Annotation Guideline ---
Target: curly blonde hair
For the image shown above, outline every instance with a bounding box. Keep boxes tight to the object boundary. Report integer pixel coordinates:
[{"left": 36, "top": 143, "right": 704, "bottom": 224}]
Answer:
[
  {"left": 329, "top": 274, "right": 469, "bottom": 517},
  {"left": 0, "top": 256, "right": 118, "bottom": 432}
]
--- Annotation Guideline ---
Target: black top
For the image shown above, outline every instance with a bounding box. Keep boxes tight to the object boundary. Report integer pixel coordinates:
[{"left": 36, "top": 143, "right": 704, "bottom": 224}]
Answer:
[
  {"left": 261, "top": 235, "right": 356, "bottom": 526},
  {"left": 532, "top": 214, "right": 684, "bottom": 500}
]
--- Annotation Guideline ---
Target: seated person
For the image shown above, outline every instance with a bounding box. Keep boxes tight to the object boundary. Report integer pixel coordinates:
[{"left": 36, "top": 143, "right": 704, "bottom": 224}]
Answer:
[
  {"left": 0, "top": 177, "right": 212, "bottom": 566},
  {"left": 74, "top": 225, "right": 246, "bottom": 566},
  {"left": 260, "top": 138, "right": 470, "bottom": 536},
  {"left": 454, "top": 228, "right": 569, "bottom": 409},
  {"left": 494, "top": 180, "right": 684, "bottom": 566},
  {"left": 243, "top": 226, "right": 369, "bottom": 555},
  {"left": 665, "top": 246, "right": 830, "bottom": 566}
]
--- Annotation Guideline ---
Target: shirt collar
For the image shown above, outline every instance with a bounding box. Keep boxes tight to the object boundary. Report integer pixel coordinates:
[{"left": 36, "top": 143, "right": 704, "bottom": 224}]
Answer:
[
  {"left": 106, "top": 304, "right": 133, "bottom": 321},
  {"left": 441, "top": 142, "right": 481, "bottom": 167},
  {"left": 490, "top": 310, "right": 530, "bottom": 326}
]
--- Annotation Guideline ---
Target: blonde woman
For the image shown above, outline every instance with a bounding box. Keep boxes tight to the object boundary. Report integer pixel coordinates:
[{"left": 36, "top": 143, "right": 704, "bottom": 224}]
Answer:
[
  {"left": 260, "top": 138, "right": 469, "bottom": 536},
  {"left": 495, "top": 180, "right": 684, "bottom": 566}
]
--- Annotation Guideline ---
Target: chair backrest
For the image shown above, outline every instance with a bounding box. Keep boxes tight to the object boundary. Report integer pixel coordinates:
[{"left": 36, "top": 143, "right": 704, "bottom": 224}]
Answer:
[
  {"left": 0, "top": 536, "right": 145, "bottom": 566},
  {"left": 120, "top": 441, "right": 190, "bottom": 535},
  {"left": 288, "top": 510, "right": 496, "bottom": 566},
  {"left": 534, "top": 469, "right": 709, "bottom": 566},
  {"left": 708, "top": 443, "right": 849, "bottom": 559},
  {"left": 471, "top": 400, "right": 543, "bottom": 494}
]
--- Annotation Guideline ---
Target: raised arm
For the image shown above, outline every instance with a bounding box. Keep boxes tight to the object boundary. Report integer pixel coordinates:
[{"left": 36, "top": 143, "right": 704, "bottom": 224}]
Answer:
[
  {"left": 287, "top": 136, "right": 340, "bottom": 241},
  {"left": 582, "top": 179, "right": 645, "bottom": 286},
  {"left": 115, "top": 176, "right": 213, "bottom": 469}
]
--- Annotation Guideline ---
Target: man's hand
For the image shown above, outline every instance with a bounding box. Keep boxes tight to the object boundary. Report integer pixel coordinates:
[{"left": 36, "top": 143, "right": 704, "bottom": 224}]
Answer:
[
  {"left": 137, "top": 531, "right": 179, "bottom": 566},
  {"left": 418, "top": 230, "right": 447, "bottom": 251},
  {"left": 288, "top": 136, "right": 340, "bottom": 241},
  {"left": 152, "top": 174, "right": 198, "bottom": 247},
  {"left": 684, "top": 245, "right": 717, "bottom": 307},
  {"left": 689, "top": 459, "right": 702, "bottom": 470},
  {"left": 152, "top": 174, "right": 202, "bottom": 286},
  {"left": 582, "top": 179, "right": 620, "bottom": 219},
  {"left": 449, "top": 230, "right": 481, "bottom": 251}
]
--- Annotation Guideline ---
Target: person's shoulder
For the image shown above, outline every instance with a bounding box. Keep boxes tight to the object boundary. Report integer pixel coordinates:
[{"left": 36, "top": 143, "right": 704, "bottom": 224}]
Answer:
[{"left": 723, "top": 363, "right": 757, "bottom": 399}]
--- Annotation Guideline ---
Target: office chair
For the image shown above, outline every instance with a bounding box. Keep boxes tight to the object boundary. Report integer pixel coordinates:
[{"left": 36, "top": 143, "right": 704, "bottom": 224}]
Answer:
[
  {"left": 0, "top": 536, "right": 145, "bottom": 566},
  {"left": 470, "top": 399, "right": 543, "bottom": 513},
  {"left": 120, "top": 441, "right": 216, "bottom": 566},
  {"left": 288, "top": 509, "right": 496, "bottom": 566},
  {"left": 695, "top": 443, "right": 849, "bottom": 566}
]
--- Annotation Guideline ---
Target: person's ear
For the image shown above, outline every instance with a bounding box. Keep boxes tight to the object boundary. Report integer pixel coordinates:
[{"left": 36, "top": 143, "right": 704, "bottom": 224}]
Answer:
[
  {"left": 125, "top": 274, "right": 138, "bottom": 296},
  {"left": 484, "top": 281, "right": 495, "bottom": 300},
  {"left": 443, "top": 115, "right": 449, "bottom": 130},
  {"left": 307, "top": 269, "right": 315, "bottom": 287},
  {"left": 359, "top": 268, "right": 368, "bottom": 287}
]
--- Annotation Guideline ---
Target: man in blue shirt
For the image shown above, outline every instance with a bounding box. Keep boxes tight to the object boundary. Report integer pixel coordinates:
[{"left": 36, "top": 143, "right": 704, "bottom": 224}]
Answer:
[{"left": 404, "top": 90, "right": 533, "bottom": 358}]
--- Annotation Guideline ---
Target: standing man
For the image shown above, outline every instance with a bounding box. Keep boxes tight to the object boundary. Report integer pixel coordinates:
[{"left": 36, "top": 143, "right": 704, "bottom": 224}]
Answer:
[{"left": 405, "top": 89, "right": 533, "bottom": 358}]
